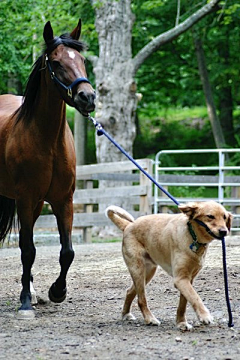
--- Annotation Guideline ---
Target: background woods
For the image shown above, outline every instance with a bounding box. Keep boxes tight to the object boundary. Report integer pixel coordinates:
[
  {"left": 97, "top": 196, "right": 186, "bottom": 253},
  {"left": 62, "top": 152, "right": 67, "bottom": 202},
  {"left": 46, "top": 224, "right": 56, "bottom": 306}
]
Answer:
[{"left": 0, "top": 0, "right": 240, "bottom": 164}]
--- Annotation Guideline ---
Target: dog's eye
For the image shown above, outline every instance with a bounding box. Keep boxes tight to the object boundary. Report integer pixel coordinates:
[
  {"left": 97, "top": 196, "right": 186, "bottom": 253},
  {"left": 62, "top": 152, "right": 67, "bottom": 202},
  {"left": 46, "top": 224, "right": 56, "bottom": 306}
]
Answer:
[
  {"left": 223, "top": 214, "right": 227, "bottom": 220},
  {"left": 207, "top": 215, "right": 215, "bottom": 219}
]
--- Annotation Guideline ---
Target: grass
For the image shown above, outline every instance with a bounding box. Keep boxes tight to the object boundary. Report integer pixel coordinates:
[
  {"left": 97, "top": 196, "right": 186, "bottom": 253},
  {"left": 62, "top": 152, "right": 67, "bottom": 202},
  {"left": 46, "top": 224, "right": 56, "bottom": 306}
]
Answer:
[
  {"left": 92, "top": 237, "right": 121, "bottom": 243},
  {"left": 152, "top": 106, "right": 208, "bottom": 121}
]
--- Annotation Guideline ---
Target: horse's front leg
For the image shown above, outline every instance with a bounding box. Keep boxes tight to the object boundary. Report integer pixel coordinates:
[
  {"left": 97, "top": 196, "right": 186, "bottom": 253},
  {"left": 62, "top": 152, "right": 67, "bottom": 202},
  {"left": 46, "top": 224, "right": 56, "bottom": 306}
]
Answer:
[
  {"left": 17, "top": 201, "right": 44, "bottom": 319},
  {"left": 18, "top": 225, "right": 36, "bottom": 319},
  {"left": 48, "top": 200, "right": 75, "bottom": 303}
]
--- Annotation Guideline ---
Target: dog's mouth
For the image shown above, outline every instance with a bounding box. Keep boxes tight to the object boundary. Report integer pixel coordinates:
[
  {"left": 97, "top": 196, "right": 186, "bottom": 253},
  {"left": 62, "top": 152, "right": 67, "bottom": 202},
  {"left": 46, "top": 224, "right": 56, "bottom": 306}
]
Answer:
[{"left": 194, "top": 219, "right": 227, "bottom": 240}]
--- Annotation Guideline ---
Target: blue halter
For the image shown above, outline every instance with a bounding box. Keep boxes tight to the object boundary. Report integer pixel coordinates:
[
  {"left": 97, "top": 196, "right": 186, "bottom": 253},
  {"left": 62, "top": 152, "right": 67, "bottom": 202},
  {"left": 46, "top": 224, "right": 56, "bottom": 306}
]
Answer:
[{"left": 45, "top": 54, "right": 91, "bottom": 100}]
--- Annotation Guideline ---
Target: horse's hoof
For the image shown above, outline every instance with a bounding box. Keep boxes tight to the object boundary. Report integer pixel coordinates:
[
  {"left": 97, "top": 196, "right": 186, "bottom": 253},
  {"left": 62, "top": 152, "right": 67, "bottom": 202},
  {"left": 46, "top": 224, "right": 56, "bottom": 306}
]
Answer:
[
  {"left": 48, "top": 284, "right": 67, "bottom": 303},
  {"left": 17, "top": 309, "right": 35, "bottom": 320}
]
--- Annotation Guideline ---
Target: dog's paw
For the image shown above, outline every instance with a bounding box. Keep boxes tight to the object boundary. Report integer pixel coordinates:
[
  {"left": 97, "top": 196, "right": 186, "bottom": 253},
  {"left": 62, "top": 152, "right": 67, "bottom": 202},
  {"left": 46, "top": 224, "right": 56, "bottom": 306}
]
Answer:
[
  {"left": 122, "top": 313, "right": 136, "bottom": 322},
  {"left": 145, "top": 316, "right": 161, "bottom": 326},
  {"left": 177, "top": 322, "right": 193, "bottom": 332},
  {"left": 198, "top": 311, "right": 214, "bottom": 325}
]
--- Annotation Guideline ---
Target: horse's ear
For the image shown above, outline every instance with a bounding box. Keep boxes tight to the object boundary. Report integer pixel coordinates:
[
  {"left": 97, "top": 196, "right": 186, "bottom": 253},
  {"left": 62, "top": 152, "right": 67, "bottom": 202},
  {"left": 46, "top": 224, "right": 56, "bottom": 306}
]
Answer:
[
  {"left": 70, "top": 19, "right": 82, "bottom": 40},
  {"left": 43, "top": 21, "right": 54, "bottom": 43}
]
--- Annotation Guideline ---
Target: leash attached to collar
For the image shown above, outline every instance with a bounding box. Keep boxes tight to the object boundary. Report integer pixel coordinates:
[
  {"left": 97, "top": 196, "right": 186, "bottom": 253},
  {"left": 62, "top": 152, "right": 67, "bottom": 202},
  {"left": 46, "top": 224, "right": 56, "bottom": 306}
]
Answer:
[
  {"left": 87, "top": 114, "right": 234, "bottom": 328},
  {"left": 187, "top": 221, "right": 207, "bottom": 253}
]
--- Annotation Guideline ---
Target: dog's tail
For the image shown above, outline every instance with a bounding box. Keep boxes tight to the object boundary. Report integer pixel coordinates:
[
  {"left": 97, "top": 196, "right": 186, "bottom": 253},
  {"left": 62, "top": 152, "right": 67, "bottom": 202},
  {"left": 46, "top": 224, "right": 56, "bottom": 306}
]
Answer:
[{"left": 105, "top": 205, "right": 134, "bottom": 231}]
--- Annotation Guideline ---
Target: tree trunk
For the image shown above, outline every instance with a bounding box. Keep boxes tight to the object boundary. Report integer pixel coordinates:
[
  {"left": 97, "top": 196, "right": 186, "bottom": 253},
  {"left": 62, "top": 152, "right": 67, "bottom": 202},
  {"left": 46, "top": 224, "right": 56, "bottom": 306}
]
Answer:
[
  {"left": 216, "top": 28, "right": 235, "bottom": 146},
  {"left": 218, "top": 85, "right": 235, "bottom": 146},
  {"left": 193, "top": 36, "right": 226, "bottom": 148},
  {"left": 91, "top": 0, "right": 137, "bottom": 162},
  {"left": 90, "top": 0, "right": 138, "bottom": 218}
]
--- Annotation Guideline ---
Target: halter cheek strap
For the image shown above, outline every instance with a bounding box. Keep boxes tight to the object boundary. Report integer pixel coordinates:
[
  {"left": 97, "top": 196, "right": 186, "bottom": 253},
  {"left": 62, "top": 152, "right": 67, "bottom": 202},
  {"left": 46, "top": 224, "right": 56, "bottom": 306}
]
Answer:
[{"left": 45, "top": 54, "right": 91, "bottom": 100}]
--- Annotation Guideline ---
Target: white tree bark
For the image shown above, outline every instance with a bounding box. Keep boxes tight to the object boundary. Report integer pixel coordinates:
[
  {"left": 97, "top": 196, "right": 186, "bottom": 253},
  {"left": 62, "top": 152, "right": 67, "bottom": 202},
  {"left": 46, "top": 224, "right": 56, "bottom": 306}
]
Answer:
[
  {"left": 90, "top": 0, "right": 221, "bottom": 163},
  {"left": 91, "top": 0, "right": 136, "bottom": 162}
]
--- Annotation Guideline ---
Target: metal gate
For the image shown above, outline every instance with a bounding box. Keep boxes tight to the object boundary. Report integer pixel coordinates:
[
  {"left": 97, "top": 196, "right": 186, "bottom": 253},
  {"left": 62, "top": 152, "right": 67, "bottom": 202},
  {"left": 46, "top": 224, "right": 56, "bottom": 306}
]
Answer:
[{"left": 154, "top": 148, "right": 240, "bottom": 232}]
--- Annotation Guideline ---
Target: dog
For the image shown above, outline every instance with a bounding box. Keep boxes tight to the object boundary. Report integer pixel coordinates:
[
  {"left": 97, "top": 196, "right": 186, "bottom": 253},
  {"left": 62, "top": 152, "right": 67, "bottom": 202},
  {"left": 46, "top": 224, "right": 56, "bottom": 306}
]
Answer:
[{"left": 105, "top": 201, "right": 232, "bottom": 330}]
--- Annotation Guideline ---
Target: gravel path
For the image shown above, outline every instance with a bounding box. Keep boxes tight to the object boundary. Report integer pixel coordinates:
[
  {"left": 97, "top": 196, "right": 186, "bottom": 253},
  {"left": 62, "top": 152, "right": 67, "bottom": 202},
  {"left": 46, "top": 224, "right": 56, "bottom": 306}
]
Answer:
[{"left": 0, "top": 240, "right": 240, "bottom": 359}]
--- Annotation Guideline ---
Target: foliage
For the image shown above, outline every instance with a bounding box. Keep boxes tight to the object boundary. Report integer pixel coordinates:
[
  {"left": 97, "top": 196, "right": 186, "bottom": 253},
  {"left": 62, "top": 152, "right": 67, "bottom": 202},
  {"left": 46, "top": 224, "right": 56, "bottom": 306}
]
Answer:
[
  {"left": 0, "top": 0, "right": 239, "bottom": 160},
  {"left": 131, "top": 0, "right": 240, "bottom": 148},
  {"left": 133, "top": 106, "right": 214, "bottom": 160},
  {"left": 0, "top": 0, "right": 96, "bottom": 93}
]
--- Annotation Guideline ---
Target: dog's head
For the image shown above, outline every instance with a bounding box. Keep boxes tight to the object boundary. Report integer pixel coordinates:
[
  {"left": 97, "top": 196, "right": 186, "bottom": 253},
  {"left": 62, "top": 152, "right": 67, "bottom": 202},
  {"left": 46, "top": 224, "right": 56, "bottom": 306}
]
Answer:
[{"left": 178, "top": 201, "right": 232, "bottom": 240}]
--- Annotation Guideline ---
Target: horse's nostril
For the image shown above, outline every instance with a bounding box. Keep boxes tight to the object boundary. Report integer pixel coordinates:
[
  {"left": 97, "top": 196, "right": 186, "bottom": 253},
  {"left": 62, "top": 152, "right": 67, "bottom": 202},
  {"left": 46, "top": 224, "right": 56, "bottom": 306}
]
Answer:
[{"left": 78, "top": 90, "right": 88, "bottom": 103}]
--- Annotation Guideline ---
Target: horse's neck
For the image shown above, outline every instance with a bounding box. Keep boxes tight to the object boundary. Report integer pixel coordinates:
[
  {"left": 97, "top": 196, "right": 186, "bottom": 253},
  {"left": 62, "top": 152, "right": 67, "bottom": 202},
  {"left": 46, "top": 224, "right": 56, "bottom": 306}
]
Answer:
[{"left": 34, "top": 78, "right": 67, "bottom": 140}]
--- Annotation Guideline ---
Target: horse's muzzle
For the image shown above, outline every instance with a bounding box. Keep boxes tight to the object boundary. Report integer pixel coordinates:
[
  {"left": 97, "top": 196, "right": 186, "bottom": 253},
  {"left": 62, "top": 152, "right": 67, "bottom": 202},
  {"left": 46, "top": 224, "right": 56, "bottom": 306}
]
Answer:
[{"left": 74, "top": 90, "right": 96, "bottom": 115}]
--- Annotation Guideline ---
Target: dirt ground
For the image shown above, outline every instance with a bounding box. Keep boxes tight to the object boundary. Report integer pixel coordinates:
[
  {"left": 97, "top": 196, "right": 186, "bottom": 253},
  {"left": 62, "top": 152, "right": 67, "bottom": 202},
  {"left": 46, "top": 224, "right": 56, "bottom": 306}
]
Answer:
[{"left": 0, "top": 239, "right": 240, "bottom": 360}]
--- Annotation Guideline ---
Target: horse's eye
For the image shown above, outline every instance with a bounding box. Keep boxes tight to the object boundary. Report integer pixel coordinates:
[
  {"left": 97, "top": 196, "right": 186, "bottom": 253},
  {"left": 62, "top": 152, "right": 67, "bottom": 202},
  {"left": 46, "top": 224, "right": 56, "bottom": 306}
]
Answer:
[
  {"left": 52, "top": 61, "right": 62, "bottom": 68},
  {"left": 207, "top": 215, "right": 215, "bottom": 219}
]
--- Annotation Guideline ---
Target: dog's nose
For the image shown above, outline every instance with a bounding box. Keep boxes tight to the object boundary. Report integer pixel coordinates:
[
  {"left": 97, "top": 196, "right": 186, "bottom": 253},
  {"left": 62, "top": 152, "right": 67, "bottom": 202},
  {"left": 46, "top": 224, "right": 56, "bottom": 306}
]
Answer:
[{"left": 218, "top": 228, "right": 227, "bottom": 238}]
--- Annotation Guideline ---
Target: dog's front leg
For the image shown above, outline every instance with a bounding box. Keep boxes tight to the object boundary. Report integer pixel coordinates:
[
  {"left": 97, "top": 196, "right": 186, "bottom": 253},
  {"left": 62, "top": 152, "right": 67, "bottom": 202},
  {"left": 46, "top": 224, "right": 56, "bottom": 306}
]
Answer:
[{"left": 174, "top": 277, "right": 213, "bottom": 325}]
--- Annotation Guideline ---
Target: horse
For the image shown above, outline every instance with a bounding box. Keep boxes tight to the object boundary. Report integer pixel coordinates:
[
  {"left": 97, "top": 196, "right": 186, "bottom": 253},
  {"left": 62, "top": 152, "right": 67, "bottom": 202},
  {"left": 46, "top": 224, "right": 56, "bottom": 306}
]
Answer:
[{"left": 0, "top": 20, "right": 95, "bottom": 319}]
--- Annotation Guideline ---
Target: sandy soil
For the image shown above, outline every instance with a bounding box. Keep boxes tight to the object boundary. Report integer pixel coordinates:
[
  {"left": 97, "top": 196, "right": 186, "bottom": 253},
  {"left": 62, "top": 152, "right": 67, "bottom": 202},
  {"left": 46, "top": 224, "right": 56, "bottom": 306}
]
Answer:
[{"left": 0, "top": 240, "right": 240, "bottom": 360}]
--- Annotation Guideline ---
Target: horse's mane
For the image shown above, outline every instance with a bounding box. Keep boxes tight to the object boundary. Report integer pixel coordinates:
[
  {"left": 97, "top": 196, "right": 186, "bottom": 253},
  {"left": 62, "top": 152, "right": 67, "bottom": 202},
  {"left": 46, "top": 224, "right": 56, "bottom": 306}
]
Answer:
[{"left": 15, "top": 33, "right": 86, "bottom": 123}]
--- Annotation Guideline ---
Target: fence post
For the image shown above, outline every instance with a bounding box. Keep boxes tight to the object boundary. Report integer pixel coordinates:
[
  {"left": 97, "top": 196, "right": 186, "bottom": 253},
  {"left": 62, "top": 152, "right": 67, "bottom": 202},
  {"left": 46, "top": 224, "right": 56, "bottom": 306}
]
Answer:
[
  {"left": 139, "top": 159, "right": 152, "bottom": 215},
  {"left": 83, "top": 180, "right": 94, "bottom": 243}
]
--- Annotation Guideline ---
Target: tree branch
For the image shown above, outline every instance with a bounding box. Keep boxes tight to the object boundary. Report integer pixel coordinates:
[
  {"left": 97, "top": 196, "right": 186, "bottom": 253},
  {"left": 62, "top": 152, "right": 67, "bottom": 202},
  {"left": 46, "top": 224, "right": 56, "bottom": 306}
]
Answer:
[
  {"left": 132, "top": 0, "right": 221, "bottom": 75},
  {"left": 175, "top": 0, "right": 181, "bottom": 26}
]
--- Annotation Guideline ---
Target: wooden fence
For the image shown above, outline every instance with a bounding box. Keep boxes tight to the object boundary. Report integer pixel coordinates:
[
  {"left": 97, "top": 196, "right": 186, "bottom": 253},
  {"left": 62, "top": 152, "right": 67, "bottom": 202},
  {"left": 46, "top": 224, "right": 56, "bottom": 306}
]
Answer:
[
  {"left": 34, "top": 158, "right": 240, "bottom": 242},
  {"left": 34, "top": 159, "right": 153, "bottom": 242}
]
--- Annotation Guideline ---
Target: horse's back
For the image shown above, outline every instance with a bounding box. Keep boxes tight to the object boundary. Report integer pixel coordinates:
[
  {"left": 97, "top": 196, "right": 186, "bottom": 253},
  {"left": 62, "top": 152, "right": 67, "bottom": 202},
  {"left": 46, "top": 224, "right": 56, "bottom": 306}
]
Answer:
[{"left": 0, "top": 94, "right": 22, "bottom": 120}]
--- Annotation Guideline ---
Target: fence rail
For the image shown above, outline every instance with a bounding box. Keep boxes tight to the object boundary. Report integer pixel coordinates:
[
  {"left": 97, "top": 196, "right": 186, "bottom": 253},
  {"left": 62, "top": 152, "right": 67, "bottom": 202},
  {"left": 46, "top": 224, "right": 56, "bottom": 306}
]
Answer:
[
  {"left": 34, "top": 158, "right": 153, "bottom": 242},
  {"left": 154, "top": 148, "right": 240, "bottom": 232},
  {"left": 33, "top": 149, "right": 240, "bottom": 242}
]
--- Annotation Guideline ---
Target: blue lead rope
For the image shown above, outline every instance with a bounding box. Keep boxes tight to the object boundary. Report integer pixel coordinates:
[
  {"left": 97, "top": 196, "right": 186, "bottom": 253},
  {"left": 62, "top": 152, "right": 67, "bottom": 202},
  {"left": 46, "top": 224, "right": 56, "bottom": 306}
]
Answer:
[
  {"left": 88, "top": 114, "right": 234, "bottom": 327},
  {"left": 221, "top": 237, "right": 234, "bottom": 327}
]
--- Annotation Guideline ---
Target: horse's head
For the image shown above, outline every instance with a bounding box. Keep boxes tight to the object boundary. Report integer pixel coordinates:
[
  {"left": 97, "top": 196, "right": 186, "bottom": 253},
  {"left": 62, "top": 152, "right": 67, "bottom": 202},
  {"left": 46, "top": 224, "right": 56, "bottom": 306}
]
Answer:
[{"left": 43, "top": 20, "right": 95, "bottom": 116}]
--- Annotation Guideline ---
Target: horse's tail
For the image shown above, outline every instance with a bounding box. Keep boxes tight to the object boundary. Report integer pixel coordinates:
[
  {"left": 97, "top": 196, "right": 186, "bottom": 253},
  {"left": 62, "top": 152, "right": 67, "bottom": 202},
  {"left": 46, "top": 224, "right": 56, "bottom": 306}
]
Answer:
[{"left": 0, "top": 195, "right": 16, "bottom": 242}]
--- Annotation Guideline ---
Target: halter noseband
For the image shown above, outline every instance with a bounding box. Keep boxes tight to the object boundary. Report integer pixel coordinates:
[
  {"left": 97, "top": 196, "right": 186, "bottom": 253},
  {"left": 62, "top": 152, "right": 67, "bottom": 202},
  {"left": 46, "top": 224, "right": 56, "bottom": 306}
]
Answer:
[{"left": 45, "top": 54, "right": 91, "bottom": 101}]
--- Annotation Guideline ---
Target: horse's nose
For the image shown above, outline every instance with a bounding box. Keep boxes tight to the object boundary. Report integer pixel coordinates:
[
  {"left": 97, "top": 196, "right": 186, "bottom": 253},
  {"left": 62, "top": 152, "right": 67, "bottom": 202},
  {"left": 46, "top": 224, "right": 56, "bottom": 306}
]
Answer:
[
  {"left": 77, "top": 90, "right": 95, "bottom": 108},
  {"left": 74, "top": 89, "right": 95, "bottom": 115}
]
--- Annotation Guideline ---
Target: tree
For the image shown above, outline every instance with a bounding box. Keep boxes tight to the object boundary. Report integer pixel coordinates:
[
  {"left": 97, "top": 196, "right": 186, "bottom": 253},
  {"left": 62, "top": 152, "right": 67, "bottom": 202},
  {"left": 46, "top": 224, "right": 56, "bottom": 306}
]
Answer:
[
  {"left": 193, "top": 34, "right": 226, "bottom": 148},
  {"left": 89, "top": 0, "right": 222, "bottom": 164},
  {"left": 0, "top": 0, "right": 86, "bottom": 93}
]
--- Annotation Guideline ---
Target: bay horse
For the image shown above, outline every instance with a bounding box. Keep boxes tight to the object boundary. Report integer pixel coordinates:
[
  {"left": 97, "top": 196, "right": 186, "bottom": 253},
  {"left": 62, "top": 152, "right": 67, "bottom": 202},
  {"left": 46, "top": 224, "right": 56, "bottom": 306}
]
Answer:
[{"left": 0, "top": 20, "right": 95, "bottom": 318}]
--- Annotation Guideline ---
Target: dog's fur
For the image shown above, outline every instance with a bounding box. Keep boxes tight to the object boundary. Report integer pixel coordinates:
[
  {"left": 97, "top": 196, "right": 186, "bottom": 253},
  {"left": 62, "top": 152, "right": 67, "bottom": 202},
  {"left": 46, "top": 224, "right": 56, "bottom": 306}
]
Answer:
[{"left": 105, "top": 201, "right": 232, "bottom": 330}]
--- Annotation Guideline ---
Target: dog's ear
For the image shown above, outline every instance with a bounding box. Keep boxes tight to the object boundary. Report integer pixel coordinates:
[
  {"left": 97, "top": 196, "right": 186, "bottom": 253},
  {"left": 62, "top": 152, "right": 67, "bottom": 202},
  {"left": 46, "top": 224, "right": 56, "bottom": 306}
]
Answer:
[
  {"left": 226, "top": 212, "right": 233, "bottom": 232},
  {"left": 178, "top": 202, "right": 199, "bottom": 219}
]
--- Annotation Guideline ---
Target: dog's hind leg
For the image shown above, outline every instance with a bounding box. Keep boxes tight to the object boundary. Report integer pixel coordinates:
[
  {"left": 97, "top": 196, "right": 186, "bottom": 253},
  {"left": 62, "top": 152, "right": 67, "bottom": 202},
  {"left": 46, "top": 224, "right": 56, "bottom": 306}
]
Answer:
[
  {"left": 123, "top": 256, "right": 159, "bottom": 325},
  {"left": 122, "top": 283, "right": 137, "bottom": 321},
  {"left": 176, "top": 293, "right": 193, "bottom": 331},
  {"left": 122, "top": 264, "right": 158, "bottom": 321},
  {"left": 137, "top": 264, "right": 159, "bottom": 325}
]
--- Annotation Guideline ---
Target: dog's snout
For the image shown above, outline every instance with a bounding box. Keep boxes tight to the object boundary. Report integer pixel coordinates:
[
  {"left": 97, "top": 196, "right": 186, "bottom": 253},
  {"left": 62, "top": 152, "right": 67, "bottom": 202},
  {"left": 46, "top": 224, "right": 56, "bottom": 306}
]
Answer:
[{"left": 218, "top": 228, "right": 227, "bottom": 238}]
